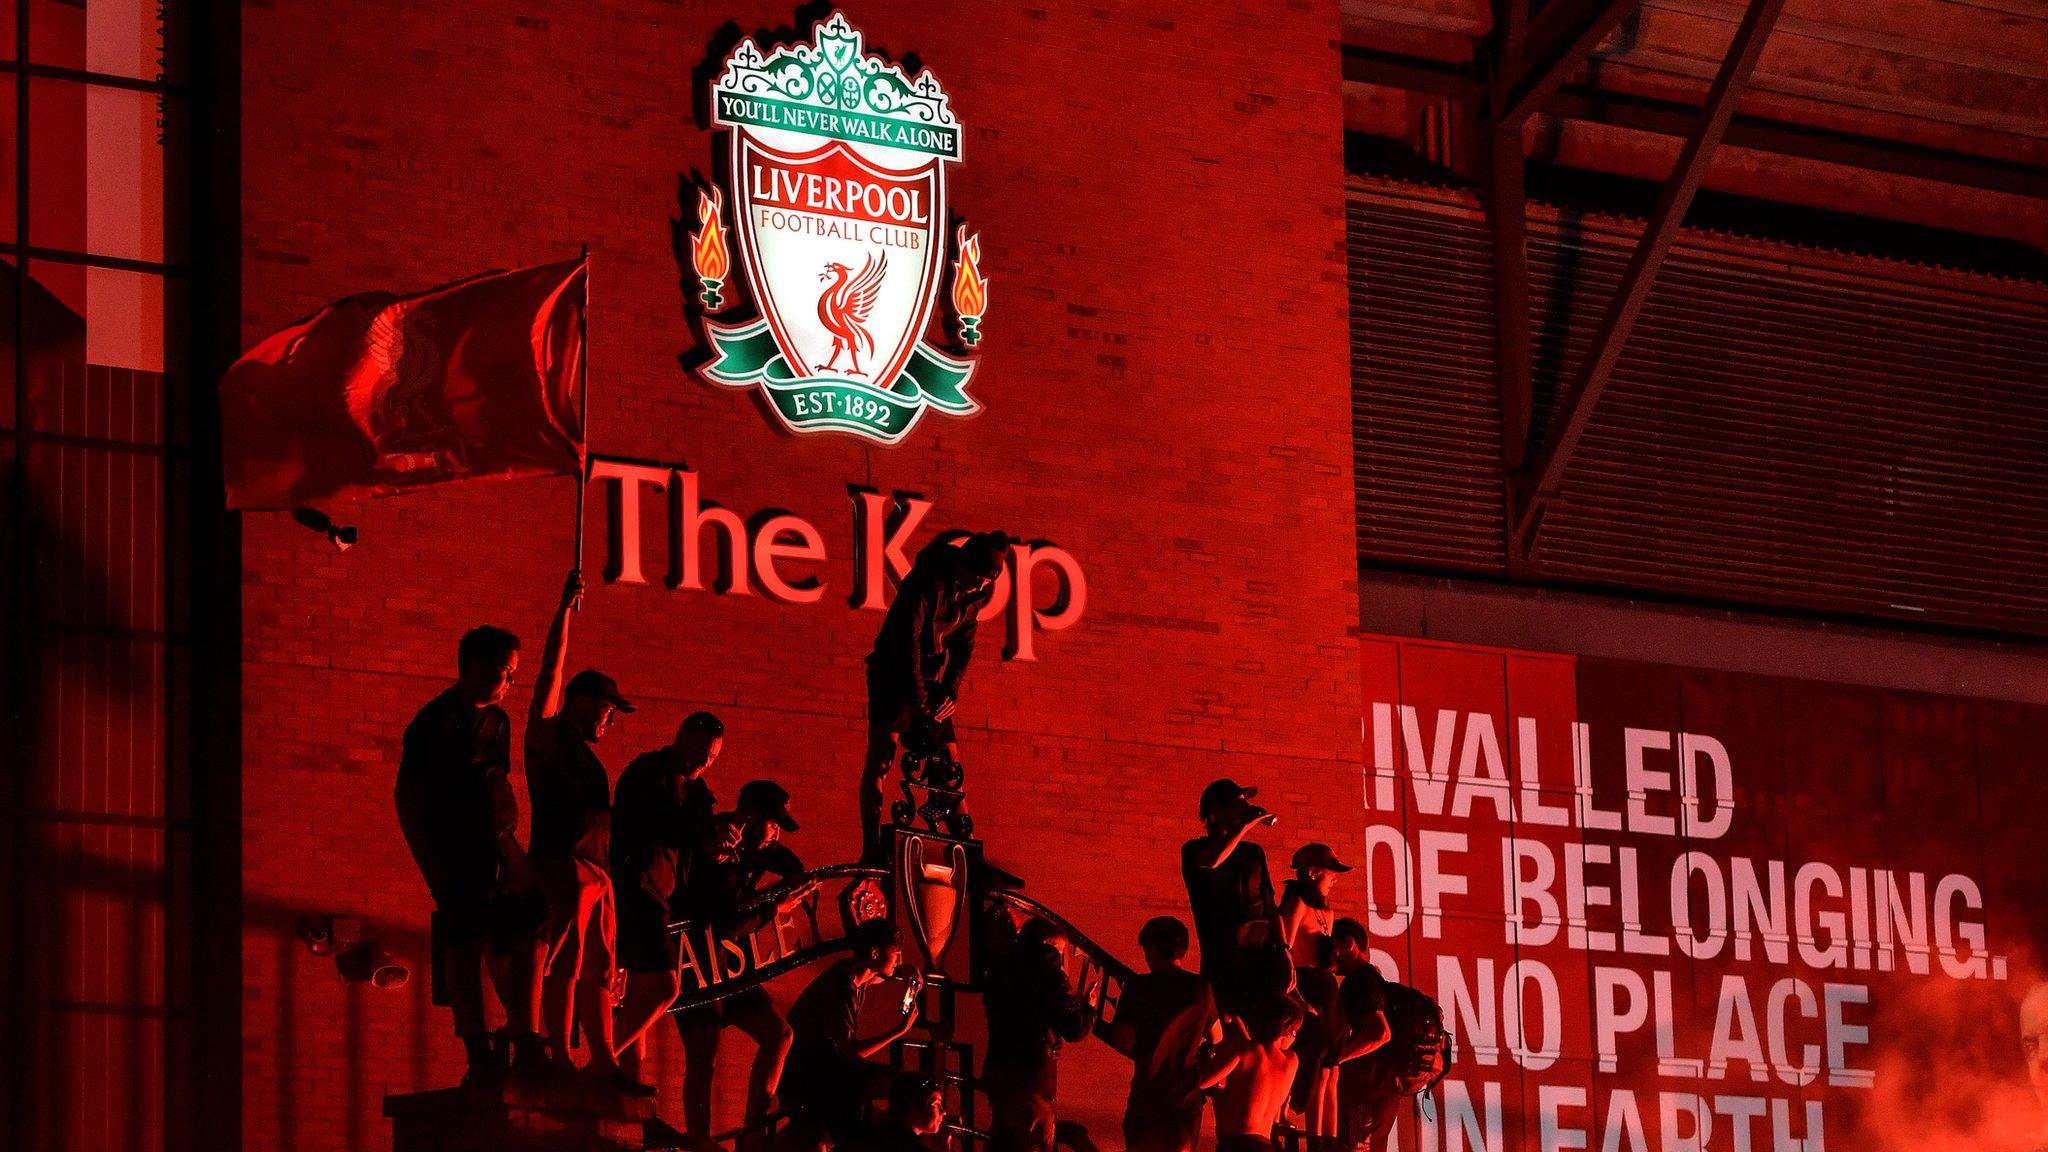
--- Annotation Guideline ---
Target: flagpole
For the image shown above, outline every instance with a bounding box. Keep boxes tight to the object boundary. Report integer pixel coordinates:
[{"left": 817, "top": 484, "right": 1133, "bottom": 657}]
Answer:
[{"left": 574, "top": 244, "right": 590, "bottom": 576}]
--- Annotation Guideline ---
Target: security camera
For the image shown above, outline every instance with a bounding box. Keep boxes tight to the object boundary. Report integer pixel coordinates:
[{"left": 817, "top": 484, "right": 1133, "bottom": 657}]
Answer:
[{"left": 335, "top": 942, "right": 410, "bottom": 989}]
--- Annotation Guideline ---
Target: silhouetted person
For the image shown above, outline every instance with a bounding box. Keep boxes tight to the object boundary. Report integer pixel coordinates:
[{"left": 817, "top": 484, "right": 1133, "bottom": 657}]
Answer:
[
  {"left": 1182, "top": 779, "right": 1278, "bottom": 1007},
  {"left": 610, "top": 711, "right": 726, "bottom": 1068},
  {"left": 784, "top": 920, "right": 923, "bottom": 1144},
  {"left": 673, "top": 780, "right": 816, "bottom": 1140},
  {"left": 1325, "top": 919, "right": 1394, "bottom": 1151},
  {"left": 1196, "top": 995, "right": 1303, "bottom": 1152},
  {"left": 524, "top": 569, "right": 643, "bottom": 1090},
  {"left": 1106, "top": 916, "right": 1218, "bottom": 1152},
  {"left": 850, "top": 1072, "right": 947, "bottom": 1152},
  {"left": 394, "top": 623, "right": 546, "bottom": 1083},
  {"left": 983, "top": 917, "right": 1098, "bottom": 1152},
  {"left": 2024, "top": 982, "right": 2048, "bottom": 1151},
  {"left": 1279, "top": 843, "right": 1350, "bottom": 1138},
  {"left": 861, "top": 530, "right": 1011, "bottom": 859}
]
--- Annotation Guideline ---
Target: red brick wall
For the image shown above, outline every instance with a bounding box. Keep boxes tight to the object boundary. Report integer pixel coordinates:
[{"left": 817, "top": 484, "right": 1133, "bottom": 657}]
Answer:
[{"left": 238, "top": 3, "right": 1358, "bottom": 1148}]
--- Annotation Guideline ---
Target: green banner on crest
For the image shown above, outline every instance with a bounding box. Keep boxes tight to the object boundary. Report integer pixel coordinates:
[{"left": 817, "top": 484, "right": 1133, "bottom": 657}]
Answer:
[{"left": 702, "top": 319, "right": 977, "bottom": 442}]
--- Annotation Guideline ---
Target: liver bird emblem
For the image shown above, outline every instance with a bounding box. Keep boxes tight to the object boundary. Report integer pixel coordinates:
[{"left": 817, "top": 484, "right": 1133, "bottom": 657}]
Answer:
[{"left": 817, "top": 252, "right": 888, "bottom": 376}]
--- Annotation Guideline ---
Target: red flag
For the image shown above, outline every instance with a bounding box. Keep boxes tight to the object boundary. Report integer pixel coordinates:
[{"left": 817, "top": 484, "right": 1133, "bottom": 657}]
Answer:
[{"left": 221, "top": 258, "right": 587, "bottom": 510}]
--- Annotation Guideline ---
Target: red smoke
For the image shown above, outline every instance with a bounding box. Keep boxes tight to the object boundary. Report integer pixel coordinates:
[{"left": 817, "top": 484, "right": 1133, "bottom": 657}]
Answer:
[{"left": 1857, "top": 952, "right": 2045, "bottom": 1152}]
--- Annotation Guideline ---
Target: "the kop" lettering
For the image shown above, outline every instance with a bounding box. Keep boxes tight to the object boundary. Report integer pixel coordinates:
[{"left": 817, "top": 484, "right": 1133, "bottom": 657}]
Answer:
[{"left": 587, "top": 459, "right": 1086, "bottom": 663}]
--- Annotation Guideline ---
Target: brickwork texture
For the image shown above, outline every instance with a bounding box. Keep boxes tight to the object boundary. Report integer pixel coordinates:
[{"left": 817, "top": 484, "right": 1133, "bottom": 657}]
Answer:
[{"left": 239, "top": 3, "right": 1359, "bottom": 1148}]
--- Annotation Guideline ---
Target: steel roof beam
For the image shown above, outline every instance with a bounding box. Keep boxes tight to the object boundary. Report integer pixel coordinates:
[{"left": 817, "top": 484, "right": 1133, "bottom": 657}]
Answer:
[
  {"left": 1512, "top": 0, "right": 1788, "bottom": 560},
  {"left": 1498, "top": 0, "right": 1644, "bottom": 128},
  {"left": 1338, "top": 48, "right": 2048, "bottom": 201}
]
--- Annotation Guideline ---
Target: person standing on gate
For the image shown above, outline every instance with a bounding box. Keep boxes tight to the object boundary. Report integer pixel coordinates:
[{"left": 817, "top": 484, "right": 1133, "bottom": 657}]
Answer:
[
  {"left": 393, "top": 623, "right": 548, "bottom": 1084},
  {"left": 1325, "top": 919, "right": 1395, "bottom": 1151},
  {"left": 671, "top": 779, "right": 817, "bottom": 1141},
  {"left": 783, "top": 920, "right": 923, "bottom": 1145},
  {"left": 608, "top": 711, "right": 726, "bottom": 1071},
  {"left": 1106, "top": 916, "right": 1219, "bottom": 1152},
  {"left": 860, "top": 530, "right": 1011, "bottom": 861},
  {"left": 982, "top": 916, "right": 1100, "bottom": 1152},
  {"left": 1182, "top": 778, "right": 1280, "bottom": 1009},
  {"left": 1280, "top": 842, "right": 1350, "bottom": 1139},
  {"left": 524, "top": 569, "right": 644, "bottom": 1091}
]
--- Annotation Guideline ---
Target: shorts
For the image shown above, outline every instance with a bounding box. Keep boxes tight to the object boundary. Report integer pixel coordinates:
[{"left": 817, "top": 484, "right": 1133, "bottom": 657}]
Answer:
[
  {"left": 614, "top": 884, "right": 678, "bottom": 975},
  {"left": 1290, "top": 966, "right": 1340, "bottom": 1111},
  {"left": 423, "top": 845, "right": 529, "bottom": 945},
  {"left": 1294, "top": 967, "right": 1339, "bottom": 1058},
  {"left": 536, "top": 852, "right": 615, "bottom": 975},
  {"left": 431, "top": 885, "right": 497, "bottom": 947},
  {"left": 427, "top": 879, "right": 544, "bottom": 1008}
]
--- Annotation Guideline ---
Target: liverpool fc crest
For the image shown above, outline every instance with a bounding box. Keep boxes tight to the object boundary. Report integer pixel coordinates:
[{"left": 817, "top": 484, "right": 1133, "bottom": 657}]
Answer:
[{"left": 691, "top": 13, "right": 987, "bottom": 445}]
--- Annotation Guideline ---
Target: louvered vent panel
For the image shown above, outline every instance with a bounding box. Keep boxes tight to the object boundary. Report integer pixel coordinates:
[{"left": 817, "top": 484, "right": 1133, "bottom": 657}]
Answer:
[
  {"left": 1348, "top": 196, "right": 1505, "bottom": 572},
  {"left": 1348, "top": 179, "right": 2048, "bottom": 636}
]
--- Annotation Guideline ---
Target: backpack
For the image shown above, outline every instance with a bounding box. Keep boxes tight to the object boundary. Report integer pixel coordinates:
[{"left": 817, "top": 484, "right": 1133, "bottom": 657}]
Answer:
[{"left": 1380, "top": 980, "right": 1453, "bottom": 1097}]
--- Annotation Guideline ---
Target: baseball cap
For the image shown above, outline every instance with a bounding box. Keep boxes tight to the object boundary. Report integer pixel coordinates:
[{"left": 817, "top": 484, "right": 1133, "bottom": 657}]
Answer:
[
  {"left": 565, "top": 669, "right": 635, "bottom": 713},
  {"left": 737, "top": 779, "right": 799, "bottom": 831},
  {"left": 1291, "top": 842, "right": 1352, "bottom": 873},
  {"left": 1199, "top": 778, "right": 1258, "bottom": 820}
]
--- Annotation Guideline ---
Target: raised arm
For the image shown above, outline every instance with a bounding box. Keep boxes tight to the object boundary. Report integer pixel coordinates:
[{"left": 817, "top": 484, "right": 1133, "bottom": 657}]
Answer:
[
  {"left": 529, "top": 570, "right": 583, "bottom": 726},
  {"left": 1186, "top": 811, "right": 1274, "bottom": 870}
]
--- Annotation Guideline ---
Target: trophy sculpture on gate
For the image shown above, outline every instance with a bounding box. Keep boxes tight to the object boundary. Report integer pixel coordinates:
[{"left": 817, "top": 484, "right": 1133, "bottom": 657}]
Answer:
[{"left": 890, "top": 719, "right": 981, "bottom": 983}]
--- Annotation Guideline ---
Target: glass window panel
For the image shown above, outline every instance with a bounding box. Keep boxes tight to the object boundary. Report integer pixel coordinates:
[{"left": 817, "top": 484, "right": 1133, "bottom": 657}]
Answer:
[
  {"left": 29, "top": 79, "right": 176, "bottom": 264},
  {"left": 31, "top": 633, "right": 166, "bottom": 818},
  {"left": 0, "top": 77, "right": 17, "bottom": 243},
  {"left": 26, "top": 1009, "right": 166, "bottom": 1152},
  {"left": 30, "top": 0, "right": 177, "bottom": 82},
  {"left": 27, "top": 75, "right": 84, "bottom": 250},
  {"left": 26, "top": 260, "right": 164, "bottom": 393},
  {"left": 21, "top": 439, "right": 167, "bottom": 633},
  {"left": 30, "top": 358, "right": 168, "bottom": 443},
  {"left": 18, "top": 259, "right": 84, "bottom": 437},
  {"left": 47, "top": 821, "right": 168, "bottom": 1007},
  {"left": 0, "top": 0, "right": 18, "bottom": 61},
  {"left": 82, "top": 264, "right": 162, "bottom": 373},
  {"left": 26, "top": 0, "right": 83, "bottom": 74}
]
